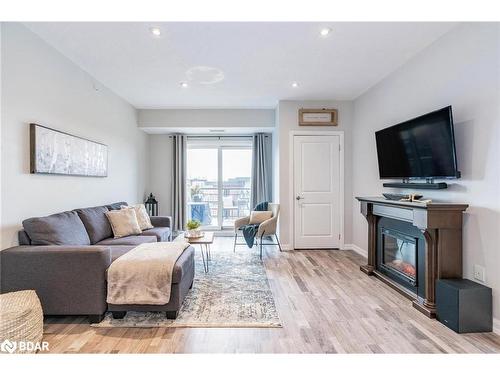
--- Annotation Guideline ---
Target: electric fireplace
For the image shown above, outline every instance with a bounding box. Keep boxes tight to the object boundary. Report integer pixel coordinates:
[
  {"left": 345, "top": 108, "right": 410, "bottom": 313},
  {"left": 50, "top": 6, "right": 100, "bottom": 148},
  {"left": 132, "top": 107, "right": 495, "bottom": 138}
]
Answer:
[{"left": 357, "top": 196, "right": 468, "bottom": 318}]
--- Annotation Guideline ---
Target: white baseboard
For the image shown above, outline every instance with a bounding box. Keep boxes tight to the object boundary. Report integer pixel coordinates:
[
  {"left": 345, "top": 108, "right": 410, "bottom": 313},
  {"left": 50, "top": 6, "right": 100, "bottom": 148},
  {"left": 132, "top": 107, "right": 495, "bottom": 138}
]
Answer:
[
  {"left": 343, "top": 243, "right": 368, "bottom": 258},
  {"left": 494, "top": 318, "right": 500, "bottom": 335},
  {"left": 282, "top": 243, "right": 368, "bottom": 255}
]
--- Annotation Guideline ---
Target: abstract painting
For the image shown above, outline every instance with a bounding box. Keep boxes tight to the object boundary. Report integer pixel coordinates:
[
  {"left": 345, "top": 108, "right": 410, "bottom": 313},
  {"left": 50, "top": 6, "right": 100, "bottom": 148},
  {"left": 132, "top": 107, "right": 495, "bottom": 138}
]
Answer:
[{"left": 30, "top": 124, "right": 108, "bottom": 177}]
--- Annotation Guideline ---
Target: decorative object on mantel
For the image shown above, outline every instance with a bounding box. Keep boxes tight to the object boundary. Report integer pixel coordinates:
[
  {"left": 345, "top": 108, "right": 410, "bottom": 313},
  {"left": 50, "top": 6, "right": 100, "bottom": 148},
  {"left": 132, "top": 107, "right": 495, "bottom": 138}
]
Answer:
[
  {"left": 144, "top": 193, "right": 159, "bottom": 216},
  {"left": 355, "top": 196, "right": 468, "bottom": 319},
  {"left": 30, "top": 123, "right": 108, "bottom": 177},
  {"left": 298, "top": 108, "right": 338, "bottom": 126},
  {"left": 400, "top": 194, "right": 432, "bottom": 204}
]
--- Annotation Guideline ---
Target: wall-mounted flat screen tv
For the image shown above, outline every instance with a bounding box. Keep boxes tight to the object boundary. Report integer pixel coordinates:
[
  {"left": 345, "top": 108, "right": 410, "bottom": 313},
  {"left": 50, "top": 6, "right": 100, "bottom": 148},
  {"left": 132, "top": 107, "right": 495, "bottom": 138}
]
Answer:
[{"left": 375, "top": 106, "right": 460, "bottom": 179}]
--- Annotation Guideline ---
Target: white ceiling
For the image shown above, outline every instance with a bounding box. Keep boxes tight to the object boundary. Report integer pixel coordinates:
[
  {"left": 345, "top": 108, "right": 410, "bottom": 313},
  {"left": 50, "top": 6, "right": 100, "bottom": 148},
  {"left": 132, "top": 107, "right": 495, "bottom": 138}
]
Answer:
[{"left": 24, "top": 22, "right": 457, "bottom": 108}]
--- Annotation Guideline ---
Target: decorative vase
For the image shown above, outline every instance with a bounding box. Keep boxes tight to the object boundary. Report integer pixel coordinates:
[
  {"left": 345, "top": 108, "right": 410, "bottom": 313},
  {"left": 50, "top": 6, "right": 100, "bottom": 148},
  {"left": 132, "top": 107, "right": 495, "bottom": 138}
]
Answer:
[{"left": 187, "top": 229, "right": 201, "bottom": 238}]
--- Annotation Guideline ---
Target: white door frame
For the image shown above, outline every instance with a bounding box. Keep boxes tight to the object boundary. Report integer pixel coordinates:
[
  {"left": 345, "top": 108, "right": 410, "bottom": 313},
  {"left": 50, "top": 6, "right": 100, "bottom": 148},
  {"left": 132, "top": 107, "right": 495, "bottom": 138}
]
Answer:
[{"left": 289, "top": 130, "right": 345, "bottom": 250}]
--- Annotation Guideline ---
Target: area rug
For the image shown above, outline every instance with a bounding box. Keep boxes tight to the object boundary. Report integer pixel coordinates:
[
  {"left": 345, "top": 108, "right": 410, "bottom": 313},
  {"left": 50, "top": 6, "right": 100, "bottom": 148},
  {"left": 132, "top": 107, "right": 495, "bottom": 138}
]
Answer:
[{"left": 92, "top": 247, "right": 282, "bottom": 328}]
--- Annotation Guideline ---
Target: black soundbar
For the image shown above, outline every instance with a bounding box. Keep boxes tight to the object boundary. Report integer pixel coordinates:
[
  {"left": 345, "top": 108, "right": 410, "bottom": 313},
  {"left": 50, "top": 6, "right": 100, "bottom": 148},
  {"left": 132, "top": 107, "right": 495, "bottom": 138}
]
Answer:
[{"left": 383, "top": 182, "right": 448, "bottom": 189}]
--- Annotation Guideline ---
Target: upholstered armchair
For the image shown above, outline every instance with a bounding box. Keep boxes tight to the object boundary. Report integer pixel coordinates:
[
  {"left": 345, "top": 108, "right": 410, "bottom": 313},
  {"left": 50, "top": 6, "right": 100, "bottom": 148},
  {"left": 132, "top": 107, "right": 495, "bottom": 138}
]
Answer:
[{"left": 233, "top": 203, "right": 282, "bottom": 259}]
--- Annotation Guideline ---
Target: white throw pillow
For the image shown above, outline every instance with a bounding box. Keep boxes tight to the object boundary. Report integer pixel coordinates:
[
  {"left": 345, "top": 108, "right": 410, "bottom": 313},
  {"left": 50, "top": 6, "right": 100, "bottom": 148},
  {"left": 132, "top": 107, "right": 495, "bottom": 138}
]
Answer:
[
  {"left": 121, "top": 204, "right": 153, "bottom": 231},
  {"left": 249, "top": 210, "right": 273, "bottom": 225},
  {"left": 105, "top": 208, "right": 142, "bottom": 238}
]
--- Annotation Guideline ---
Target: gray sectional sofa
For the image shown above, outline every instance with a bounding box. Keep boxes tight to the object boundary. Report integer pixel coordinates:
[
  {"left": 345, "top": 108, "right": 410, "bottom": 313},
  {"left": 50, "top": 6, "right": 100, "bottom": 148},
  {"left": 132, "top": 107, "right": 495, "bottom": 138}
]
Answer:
[{"left": 0, "top": 202, "right": 195, "bottom": 323}]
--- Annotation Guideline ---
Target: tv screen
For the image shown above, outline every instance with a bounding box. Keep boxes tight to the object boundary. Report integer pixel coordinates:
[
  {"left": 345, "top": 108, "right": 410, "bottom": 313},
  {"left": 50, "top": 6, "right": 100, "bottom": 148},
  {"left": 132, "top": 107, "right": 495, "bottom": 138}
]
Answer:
[{"left": 375, "top": 106, "right": 460, "bottom": 179}]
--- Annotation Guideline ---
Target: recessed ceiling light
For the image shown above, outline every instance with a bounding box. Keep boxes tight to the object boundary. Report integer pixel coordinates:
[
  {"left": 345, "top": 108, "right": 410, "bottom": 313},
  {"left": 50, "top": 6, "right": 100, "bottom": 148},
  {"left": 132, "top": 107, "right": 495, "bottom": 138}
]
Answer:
[
  {"left": 320, "top": 28, "right": 332, "bottom": 37},
  {"left": 180, "top": 82, "right": 188, "bottom": 88},
  {"left": 150, "top": 27, "right": 161, "bottom": 37},
  {"left": 291, "top": 82, "right": 299, "bottom": 88}
]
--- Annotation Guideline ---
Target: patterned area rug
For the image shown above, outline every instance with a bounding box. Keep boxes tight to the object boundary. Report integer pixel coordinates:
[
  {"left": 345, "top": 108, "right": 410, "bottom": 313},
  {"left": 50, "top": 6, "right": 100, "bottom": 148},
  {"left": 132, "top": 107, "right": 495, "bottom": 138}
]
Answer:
[{"left": 92, "top": 247, "right": 282, "bottom": 328}]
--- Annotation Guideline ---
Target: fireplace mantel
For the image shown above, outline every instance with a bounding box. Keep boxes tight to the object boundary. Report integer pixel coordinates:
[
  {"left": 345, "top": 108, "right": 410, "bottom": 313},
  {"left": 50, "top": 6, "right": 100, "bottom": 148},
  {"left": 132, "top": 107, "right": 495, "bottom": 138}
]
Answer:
[{"left": 356, "top": 196, "right": 468, "bottom": 318}]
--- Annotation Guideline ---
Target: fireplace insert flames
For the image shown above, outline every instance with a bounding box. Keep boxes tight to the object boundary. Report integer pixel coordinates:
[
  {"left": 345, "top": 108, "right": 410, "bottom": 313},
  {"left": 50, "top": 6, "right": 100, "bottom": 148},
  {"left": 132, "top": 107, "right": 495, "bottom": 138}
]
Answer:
[
  {"left": 376, "top": 217, "right": 425, "bottom": 298},
  {"left": 380, "top": 228, "right": 417, "bottom": 286}
]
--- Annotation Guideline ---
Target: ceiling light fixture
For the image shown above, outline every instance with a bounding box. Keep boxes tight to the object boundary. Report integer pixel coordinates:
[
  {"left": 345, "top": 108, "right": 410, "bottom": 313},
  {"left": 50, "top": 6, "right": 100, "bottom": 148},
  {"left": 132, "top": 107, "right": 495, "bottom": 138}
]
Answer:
[
  {"left": 186, "top": 66, "right": 225, "bottom": 85},
  {"left": 150, "top": 27, "right": 161, "bottom": 37},
  {"left": 291, "top": 82, "right": 299, "bottom": 88},
  {"left": 180, "top": 82, "right": 188, "bottom": 88},
  {"left": 320, "top": 28, "right": 332, "bottom": 37}
]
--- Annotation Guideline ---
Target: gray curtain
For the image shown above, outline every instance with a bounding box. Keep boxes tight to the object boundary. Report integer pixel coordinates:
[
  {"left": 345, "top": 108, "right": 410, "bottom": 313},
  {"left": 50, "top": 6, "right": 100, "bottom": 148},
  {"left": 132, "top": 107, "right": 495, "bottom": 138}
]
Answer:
[
  {"left": 171, "top": 134, "right": 187, "bottom": 232},
  {"left": 251, "top": 133, "right": 273, "bottom": 208}
]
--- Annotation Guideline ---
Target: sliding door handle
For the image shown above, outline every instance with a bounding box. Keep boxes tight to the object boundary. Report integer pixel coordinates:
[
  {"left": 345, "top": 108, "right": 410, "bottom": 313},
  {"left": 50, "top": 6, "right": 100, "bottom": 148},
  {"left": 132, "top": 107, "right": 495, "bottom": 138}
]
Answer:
[{"left": 296, "top": 195, "right": 304, "bottom": 201}]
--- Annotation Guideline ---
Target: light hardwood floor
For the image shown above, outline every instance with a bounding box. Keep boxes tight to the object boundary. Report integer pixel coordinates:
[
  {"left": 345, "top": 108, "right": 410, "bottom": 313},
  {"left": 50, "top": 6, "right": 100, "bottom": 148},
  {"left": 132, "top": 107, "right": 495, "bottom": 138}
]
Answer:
[{"left": 42, "top": 237, "right": 500, "bottom": 353}]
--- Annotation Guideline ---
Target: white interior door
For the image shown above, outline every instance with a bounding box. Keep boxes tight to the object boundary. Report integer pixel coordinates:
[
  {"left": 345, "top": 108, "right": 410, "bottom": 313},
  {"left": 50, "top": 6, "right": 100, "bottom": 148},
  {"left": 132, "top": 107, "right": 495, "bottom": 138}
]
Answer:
[{"left": 294, "top": 135, "right": 341, "bottom": 249}]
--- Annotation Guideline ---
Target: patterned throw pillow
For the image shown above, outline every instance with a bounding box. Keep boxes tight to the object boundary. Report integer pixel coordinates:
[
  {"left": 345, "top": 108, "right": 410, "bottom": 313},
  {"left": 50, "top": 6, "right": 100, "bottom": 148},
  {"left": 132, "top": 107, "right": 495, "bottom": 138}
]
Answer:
[
  {"left": 105, "top": 208, "right": 142, "bottom": 238},
  {"left": 249, "top": 210, "right": 273, "bottom": 225},
  {"left": 121, "top": 204, "right": 154, "bottom": 231}
]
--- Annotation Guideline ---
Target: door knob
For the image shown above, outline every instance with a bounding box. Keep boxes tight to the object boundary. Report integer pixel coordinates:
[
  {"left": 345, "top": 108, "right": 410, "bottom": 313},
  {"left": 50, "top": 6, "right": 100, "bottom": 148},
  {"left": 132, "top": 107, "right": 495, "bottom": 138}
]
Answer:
[{"left": 296, "top": 195, "right": 304, "bottom": 201}]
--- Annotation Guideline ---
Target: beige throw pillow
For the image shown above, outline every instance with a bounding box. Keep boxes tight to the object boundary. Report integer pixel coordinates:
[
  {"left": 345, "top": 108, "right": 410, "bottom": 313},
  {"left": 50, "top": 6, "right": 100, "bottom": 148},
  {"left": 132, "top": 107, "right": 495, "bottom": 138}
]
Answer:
[
  {"left": 249, "top": 210, "right": 273, "bottom": 224},
  {"left": 105, "top": 208, "right": 142, "bottom": 238},
  {"left": 121, "top": 204, "right": 153, "bottom": 231}
]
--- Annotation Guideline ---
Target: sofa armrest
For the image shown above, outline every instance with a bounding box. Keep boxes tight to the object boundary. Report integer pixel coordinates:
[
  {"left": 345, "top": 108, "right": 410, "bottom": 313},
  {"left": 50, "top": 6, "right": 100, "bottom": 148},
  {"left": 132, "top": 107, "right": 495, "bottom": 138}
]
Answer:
[
  {"left": 150, "top": 216, "right": 172, "bottom": 229},
  {"left": 0, "top": 245, "right": 112, "bottom": 316}
]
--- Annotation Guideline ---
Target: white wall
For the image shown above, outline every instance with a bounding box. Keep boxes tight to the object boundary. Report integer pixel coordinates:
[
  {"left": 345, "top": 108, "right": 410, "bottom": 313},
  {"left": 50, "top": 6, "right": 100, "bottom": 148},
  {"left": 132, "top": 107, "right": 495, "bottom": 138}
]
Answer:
[
  {"left": 276, "top": 100, "right": 354, "bottom": 249},
  {"left": 138, "top": 108, "right": 275, "bottom": 133},
  {"left": 1, "top": 23, "right": 149, "bottom": 249},
  {"left": 351, "top": 23, "right": 500, "bottom": 318}
]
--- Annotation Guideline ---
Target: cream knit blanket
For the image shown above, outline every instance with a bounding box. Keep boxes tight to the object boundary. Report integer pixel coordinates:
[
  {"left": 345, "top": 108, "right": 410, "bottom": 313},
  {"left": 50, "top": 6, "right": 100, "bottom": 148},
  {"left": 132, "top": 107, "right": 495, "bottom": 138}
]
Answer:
[{"left": 107, "top": 241, "right": 190, "bottom": 305}]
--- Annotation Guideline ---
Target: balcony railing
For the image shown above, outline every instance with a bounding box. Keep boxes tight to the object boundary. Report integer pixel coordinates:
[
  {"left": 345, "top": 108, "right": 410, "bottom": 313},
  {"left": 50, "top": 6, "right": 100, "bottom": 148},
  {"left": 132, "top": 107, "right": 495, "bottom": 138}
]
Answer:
[{"left": 187, "top": 186, "right": 251, "bottom": 226}]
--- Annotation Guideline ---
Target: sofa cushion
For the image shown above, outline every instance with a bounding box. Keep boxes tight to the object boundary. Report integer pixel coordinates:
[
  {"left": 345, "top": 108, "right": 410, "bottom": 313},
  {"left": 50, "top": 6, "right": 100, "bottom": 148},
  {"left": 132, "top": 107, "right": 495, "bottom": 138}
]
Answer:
[
  {"left": 105, "top": 208, "right": 142, "bottom": 238},
  {"left": 121, "top": 204, "right": 153, "bottom": 231},
  {"left": 139, "top": 227, "right": 171, "bottom": 242},
  {"left": 108, "top": 245, "right": 194, "bottom": 284},
  {"left": 106, "top": 201, "right": 128, "bottom": 211},
  {"left": 75, "top": 206, "right": 112, "bottom": 244},
  {"left": 96, "top": 235, "right": 157, "bottom": 246},
  {"left": 22, "top": 211, "right": 90, "bottom": 246}
]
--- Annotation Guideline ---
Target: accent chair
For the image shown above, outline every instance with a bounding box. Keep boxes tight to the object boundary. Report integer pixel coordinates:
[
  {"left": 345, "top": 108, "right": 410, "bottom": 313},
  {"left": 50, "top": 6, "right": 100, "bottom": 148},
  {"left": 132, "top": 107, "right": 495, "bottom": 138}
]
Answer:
[{"left": 233, "top": 203, "right": 282, "bottom": 259}]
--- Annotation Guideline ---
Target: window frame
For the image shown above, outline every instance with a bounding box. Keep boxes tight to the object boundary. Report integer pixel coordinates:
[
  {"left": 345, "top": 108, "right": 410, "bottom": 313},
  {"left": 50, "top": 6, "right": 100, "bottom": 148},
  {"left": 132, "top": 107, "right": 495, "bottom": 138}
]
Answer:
[{"left": 186, "top": 137, "right": 253, "bottom": 230}]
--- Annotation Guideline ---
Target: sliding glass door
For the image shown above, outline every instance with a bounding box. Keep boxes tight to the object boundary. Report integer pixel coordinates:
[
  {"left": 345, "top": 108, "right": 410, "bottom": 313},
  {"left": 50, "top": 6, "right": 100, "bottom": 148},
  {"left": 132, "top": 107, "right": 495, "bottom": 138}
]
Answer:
[{"left": 186, "top": 138, "right": 252, "bottom": 230}]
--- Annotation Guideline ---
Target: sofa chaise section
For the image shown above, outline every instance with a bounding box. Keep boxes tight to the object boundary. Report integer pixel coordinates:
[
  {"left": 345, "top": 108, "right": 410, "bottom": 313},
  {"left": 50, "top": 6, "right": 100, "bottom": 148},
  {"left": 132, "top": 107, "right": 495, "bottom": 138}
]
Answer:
[
  {"left": 0, "top": 202, "right": 191, "bottom": 323},
  {"left": 0, "top": 245, "right": 113, "bottom": 322},
  {"left": 107, "top": 246, "right": 195, "bottom": 319}
]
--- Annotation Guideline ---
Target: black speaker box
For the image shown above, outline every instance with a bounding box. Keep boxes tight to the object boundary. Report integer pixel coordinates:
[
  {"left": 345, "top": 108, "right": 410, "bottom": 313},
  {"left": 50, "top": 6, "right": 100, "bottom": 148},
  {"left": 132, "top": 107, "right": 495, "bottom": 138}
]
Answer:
[{"left": 436, "top": 278, "right": 492, "bottom": 333}]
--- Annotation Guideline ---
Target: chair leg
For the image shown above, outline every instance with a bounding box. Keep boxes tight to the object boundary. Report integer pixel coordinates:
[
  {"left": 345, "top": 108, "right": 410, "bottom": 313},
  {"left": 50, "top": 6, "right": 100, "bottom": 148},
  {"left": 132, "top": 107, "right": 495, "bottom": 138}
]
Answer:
[
  {"left": 275, "top": 234, "right": 283, "bottom": 252},
  {"left": 260, "top": 232, "right": 264, "bottom": 260},
  {"left": 233, "top": 233, "right": 237, "bottom": 252}
]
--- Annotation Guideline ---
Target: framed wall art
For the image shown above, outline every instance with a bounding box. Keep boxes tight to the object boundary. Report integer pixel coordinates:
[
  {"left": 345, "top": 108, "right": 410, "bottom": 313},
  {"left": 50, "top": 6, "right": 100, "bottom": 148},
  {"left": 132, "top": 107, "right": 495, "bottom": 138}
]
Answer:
[
  {"left": 298, "top": 108, "right": 338, "bottom": 126},
  {"left": 30, "top": 123, "right": 108, "bottom": 177}
]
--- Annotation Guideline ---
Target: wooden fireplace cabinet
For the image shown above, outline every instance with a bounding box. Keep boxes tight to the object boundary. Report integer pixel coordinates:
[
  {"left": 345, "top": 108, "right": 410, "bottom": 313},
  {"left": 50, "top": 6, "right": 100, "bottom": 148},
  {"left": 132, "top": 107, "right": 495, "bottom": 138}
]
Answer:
[{"left": 356, "top": 197, "right": 468, "bottom": 318}]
